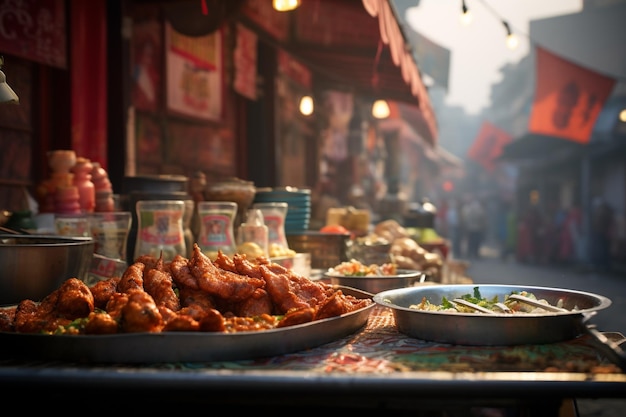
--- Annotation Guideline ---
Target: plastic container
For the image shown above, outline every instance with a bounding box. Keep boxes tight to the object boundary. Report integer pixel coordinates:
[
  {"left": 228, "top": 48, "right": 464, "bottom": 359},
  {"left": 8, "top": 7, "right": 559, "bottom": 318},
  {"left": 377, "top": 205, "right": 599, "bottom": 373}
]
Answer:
[
  {"left": 72, "top": 157, "right": 95, "bottom": 213},
  {"left": 237, "top": 208, "right": 269, "bottom": 257},
  {"left": 253, "top": 202, "right": 289, "bottom": 250}
]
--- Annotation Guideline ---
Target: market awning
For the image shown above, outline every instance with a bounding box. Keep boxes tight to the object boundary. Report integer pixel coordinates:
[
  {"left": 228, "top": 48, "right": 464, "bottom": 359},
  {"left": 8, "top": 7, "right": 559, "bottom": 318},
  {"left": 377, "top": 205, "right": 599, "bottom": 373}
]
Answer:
[
  {"left": 499, "top": 133, "right": 585, "bottom": 161},
  {"left": 239, "top": 0, "right": 437, "bottom": 146}
]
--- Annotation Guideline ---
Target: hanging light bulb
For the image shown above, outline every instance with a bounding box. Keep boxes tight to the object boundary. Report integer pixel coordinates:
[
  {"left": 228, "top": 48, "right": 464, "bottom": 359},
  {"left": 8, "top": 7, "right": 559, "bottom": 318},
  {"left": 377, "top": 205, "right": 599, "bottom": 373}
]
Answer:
[
  {"left": 503, "top": 21, "right": 519, "bottom": 50},
  {"left": 0, "top": 57, "right": 19, "bottom": 104},
  {"left": 273, "top": 0, "right": 301, "bottom": 12},
  {"left": 460, "top": 0, "right": 472, "bottom": 26},
  {"left": 299, "top": 95, "right": 314, "bottom": 116},
  {"left": 372, "top": 99, "right": 390, "bottom": 119}
]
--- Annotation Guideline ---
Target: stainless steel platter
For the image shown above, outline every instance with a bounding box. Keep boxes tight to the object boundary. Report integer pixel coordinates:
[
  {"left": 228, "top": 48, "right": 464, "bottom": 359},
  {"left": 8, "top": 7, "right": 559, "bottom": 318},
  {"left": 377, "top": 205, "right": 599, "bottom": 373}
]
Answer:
[
  {"left": 0, "top": 286, "right": 374, "bottom": 364},
  {"left": 324, "top": 269, "right": 428, "bottom": 294},
  {"left": 374, "top": 284, "right": 612, "bottom": 346}
]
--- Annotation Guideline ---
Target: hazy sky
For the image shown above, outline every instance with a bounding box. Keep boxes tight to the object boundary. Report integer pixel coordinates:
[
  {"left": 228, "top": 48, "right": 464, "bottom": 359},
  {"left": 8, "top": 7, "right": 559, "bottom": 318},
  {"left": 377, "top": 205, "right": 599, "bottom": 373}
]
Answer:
[{"left": 405, "top": 0, "right": 582, "bottom": 115}]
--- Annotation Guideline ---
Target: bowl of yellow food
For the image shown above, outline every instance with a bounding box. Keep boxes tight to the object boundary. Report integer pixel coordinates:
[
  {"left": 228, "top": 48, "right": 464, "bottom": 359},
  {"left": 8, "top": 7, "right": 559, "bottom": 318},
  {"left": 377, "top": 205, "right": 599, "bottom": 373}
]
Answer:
[{"left": 323, "top": 259, "right": 428, "bottom": 294}]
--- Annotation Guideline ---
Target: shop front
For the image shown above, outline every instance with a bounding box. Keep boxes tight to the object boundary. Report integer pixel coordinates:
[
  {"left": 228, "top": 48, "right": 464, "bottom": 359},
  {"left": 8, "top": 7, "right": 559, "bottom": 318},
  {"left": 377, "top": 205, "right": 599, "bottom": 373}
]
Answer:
[{"left": 0, "top": 0, "right": 444, "bottom": 232}]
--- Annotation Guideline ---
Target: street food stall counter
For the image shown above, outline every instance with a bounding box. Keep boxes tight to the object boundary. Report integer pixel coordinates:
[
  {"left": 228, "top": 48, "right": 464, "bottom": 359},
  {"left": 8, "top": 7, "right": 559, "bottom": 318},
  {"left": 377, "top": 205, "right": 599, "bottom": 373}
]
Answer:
[{"left": 1, "top": 304, "right": 624, "bottom": 415}]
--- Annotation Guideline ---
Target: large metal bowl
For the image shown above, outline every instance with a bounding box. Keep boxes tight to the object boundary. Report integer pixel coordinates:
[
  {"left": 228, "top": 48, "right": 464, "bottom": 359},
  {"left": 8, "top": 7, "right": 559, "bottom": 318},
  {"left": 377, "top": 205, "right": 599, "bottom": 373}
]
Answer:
[
  {"left": 0, "top": 234, "right": 95, "bottom": 305},
  {"left": 374, "top": 284, "right": 612, "bottom": 345}
]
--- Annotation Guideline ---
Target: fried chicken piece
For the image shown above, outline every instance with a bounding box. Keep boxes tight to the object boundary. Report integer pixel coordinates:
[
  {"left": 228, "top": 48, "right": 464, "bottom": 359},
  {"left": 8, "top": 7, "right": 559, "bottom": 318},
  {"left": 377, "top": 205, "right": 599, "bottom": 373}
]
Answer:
[
  {"left": 12, "top": 278, "right": 94, "bottom": 333},
  {"left": 189, "top": 244, "right": 264, "bottom": 302},
  {"left": 214, "top": 251, "right": 269, "bottom": 279},
  {"left": 259, "top": 265, "right": 314, "bottom": 314},
  {"left": 265, "top": 262, "right": 333, "bottom": 306},
  {"left": 90, "top": 277, "right": 121, "bottom": 310},
  {"left": 117, "top": 262, "right": 145, "bottom": 293},
  {"left": 144, "top": 266, "right": 180, "bottom": 311},
  {"left": 13, "top": 299, "right": 40, "bottom": 333},
  {"left": 178, "top": 288, "right": 215, "bottom": 317},
  {"left": 276, "top": 307, "right": 315, "bottom": 328},
  {"left": 105, "top": 292, "right": 129, "bottom": 321},
  {"left": 135, "top": 254, "right": 161, "bottom": 272},
  {"left": 84, "top": 311, "right": 119, "bottom": 334},
  {"left": 236, "top": 288, "right": 273, "bottom": 317},
  {"left": 213, "top": 250, "right": 238, "bottom": 273},
  {"left": 13, "top": 297, "right": 69, "bottom": 334},
  {"left": 119, "top": 289, "right": 163, "bottom": 333},
  {"left": 315, "top": 290, "right": 373, "bottom": 320},
  {"left": 170, "top": 254, "right": 199, "bottom": 290},
  {"left": 198, "top": 308, "right": 226, "bottom": 332},
  {"left": 0, "top": 306, "right": 16, "bottom": 332},
  {"left": 55, "top": 277, "right": 95, "bottom": 320},
  {"left": 159, "top": 306, "right": 201, "bottom": 332}
]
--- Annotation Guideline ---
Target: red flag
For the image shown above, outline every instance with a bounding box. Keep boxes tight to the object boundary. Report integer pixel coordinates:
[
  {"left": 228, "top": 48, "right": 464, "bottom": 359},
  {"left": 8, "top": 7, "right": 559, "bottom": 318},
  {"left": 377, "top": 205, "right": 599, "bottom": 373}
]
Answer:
[
  {"left": 467, "top": 121, "right": 512, "bottom": 172},
  {"left": 528, "top": 47, "right": 615, "bottom": 144}
]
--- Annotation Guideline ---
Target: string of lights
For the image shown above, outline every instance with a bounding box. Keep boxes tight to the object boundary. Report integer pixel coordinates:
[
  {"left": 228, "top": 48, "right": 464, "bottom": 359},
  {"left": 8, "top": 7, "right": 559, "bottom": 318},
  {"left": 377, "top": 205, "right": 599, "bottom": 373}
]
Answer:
[
  {"left": 462, "top": 0, "right": 626, "bottom": 82},
  {"left": 460, "top": 0, "right": 522, "bottom": 50}
]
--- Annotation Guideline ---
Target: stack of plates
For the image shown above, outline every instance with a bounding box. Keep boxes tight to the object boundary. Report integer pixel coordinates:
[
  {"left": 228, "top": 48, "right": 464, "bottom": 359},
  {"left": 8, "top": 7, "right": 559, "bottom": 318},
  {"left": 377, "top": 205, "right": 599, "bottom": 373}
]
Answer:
[{"left": 253, "top": 187, "right": 311, "bottom": 234}]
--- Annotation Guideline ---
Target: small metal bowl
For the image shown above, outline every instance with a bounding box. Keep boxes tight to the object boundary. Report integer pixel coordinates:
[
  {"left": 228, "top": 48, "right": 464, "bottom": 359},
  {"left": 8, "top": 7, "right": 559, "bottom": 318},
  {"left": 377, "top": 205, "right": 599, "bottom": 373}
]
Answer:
[
  {"left": 324, "top": 269, "right": 427, "bottom": 294},
  {"left": 0, "top": 234, "right": 95, "bottom": 305}
]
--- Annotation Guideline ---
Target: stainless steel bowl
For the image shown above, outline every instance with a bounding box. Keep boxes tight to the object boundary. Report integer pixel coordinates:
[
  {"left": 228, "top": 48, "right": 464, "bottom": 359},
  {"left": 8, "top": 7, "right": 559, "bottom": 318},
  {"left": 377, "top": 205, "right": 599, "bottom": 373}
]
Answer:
[
  {"left": 325, "top": 269, "right": 427, "bottom": 294},
  {"left": 374, "top": 284, "right": 612, "bottom": 345},
  {"left": 0, "top": 234, "right": 95, "bottom": 305}
]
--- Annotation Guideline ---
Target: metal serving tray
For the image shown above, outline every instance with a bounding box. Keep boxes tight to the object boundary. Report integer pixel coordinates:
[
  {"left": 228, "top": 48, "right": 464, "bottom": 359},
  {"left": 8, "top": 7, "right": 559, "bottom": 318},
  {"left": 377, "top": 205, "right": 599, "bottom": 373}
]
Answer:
[{"left": 0, "top": 286, "right": 374, "bottom": 364}]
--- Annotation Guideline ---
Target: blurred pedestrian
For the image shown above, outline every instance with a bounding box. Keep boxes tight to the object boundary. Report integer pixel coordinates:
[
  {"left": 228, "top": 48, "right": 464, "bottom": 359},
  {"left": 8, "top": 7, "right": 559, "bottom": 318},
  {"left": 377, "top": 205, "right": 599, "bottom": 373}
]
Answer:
[
  {"left": 590, "top": 197, "right": 614, "bottom": 271},
  {"left": 518, "top": 193, "right": 545, "bottom": 264},
  {"left": 462, "top": 198, "right": 486, "bottom": 259},
  {"left": 558, "top": 203, "right": 582, "bottom": 264},
  {"left": 498, "top": 201, "right": 517, "bottom": 261},
  {"left": 446, "top": 197, "right": 463, "bottom": 259}
]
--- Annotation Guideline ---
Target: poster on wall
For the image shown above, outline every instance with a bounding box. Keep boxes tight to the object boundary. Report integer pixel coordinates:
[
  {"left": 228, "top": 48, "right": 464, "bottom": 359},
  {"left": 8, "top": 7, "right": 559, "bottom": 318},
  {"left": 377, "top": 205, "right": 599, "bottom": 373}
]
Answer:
[
  {"left": 132, "top": 19, "right": 162, "bottom": 112},
  {"left": 165, "top": 22, "right": 223, "bottom": 121},
  {"left": 0, "top": 0, "right": 67, "bottom": 68},
  {"left": 135, "top": 113, "right": 162, "bottom": 174},
  {"left": 167, "top": 122, "right": 235, "bottom": 176},
  {"left": 233, "top": 24, "right": 258, "bottom": 100}
]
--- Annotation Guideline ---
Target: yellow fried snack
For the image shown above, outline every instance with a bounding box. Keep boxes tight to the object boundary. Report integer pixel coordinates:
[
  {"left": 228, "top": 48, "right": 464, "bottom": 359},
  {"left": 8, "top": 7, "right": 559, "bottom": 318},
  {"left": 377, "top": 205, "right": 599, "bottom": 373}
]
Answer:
[{"left": 237, "top": 241, "right": 266, "bottom": 258}]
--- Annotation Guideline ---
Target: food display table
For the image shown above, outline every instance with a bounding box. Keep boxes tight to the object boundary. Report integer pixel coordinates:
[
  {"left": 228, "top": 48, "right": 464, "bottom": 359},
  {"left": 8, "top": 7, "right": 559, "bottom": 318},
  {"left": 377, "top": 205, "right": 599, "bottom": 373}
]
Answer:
[{"left": 1, "top": 305, "right": 624, "bottom": 415}]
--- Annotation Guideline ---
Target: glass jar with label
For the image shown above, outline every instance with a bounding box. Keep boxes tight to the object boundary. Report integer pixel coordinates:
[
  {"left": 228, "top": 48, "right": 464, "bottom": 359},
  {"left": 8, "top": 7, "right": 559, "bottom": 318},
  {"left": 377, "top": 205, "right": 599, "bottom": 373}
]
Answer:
[
  {"left": 197, "top": 201, "right": 238, "bottom": 259},
  {"left": 134, "top": 200, "right": 186, "bottom": 262},
  {"left": 89, "top": 211, "right": 132, "bottom": 262},
  {"left": 253, "top": 202, "right": 289, "bottom": 251}
]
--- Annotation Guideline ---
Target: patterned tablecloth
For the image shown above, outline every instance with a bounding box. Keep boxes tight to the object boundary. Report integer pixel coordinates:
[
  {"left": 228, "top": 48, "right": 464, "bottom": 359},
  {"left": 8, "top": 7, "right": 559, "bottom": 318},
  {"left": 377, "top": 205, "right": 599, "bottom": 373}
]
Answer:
[
  {"left": 4, "top": 305, "right": 613, "bottom": 375},
  {"left": 1, "top": 304, "right": 625, "bottom": 415},
  {"left": 155, "top": 305, "right": 622, "bottom": 374}
]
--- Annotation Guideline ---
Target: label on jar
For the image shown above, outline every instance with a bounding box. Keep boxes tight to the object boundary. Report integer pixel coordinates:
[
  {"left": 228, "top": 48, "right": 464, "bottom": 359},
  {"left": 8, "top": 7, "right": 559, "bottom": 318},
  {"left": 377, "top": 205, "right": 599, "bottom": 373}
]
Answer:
[
  {"left": 137, "top": 210, "right": 184, "bottom": 246},
  {"left": 199, "top": 213, "right": 235, "bottom": 248},
  {"left": 264, "top": 213, "right": 286, "bottom": 247}
]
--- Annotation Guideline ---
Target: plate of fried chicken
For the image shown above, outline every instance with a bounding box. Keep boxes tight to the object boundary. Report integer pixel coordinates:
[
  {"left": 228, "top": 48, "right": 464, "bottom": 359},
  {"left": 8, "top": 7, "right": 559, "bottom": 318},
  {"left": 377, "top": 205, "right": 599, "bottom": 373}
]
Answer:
[{"left": 0, "top": 244, "right": 374, "bottom": 363}]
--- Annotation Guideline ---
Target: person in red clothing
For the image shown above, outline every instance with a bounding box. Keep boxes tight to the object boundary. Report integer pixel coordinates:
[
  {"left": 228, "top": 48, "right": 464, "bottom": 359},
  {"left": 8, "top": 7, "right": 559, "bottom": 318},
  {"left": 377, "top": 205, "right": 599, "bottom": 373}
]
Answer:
[
  {"left": 517, "top": 191, "right": 545, "bottom": 264},
  {"left": 559, "top": 204, "right": 582, "bottom": 264}
]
